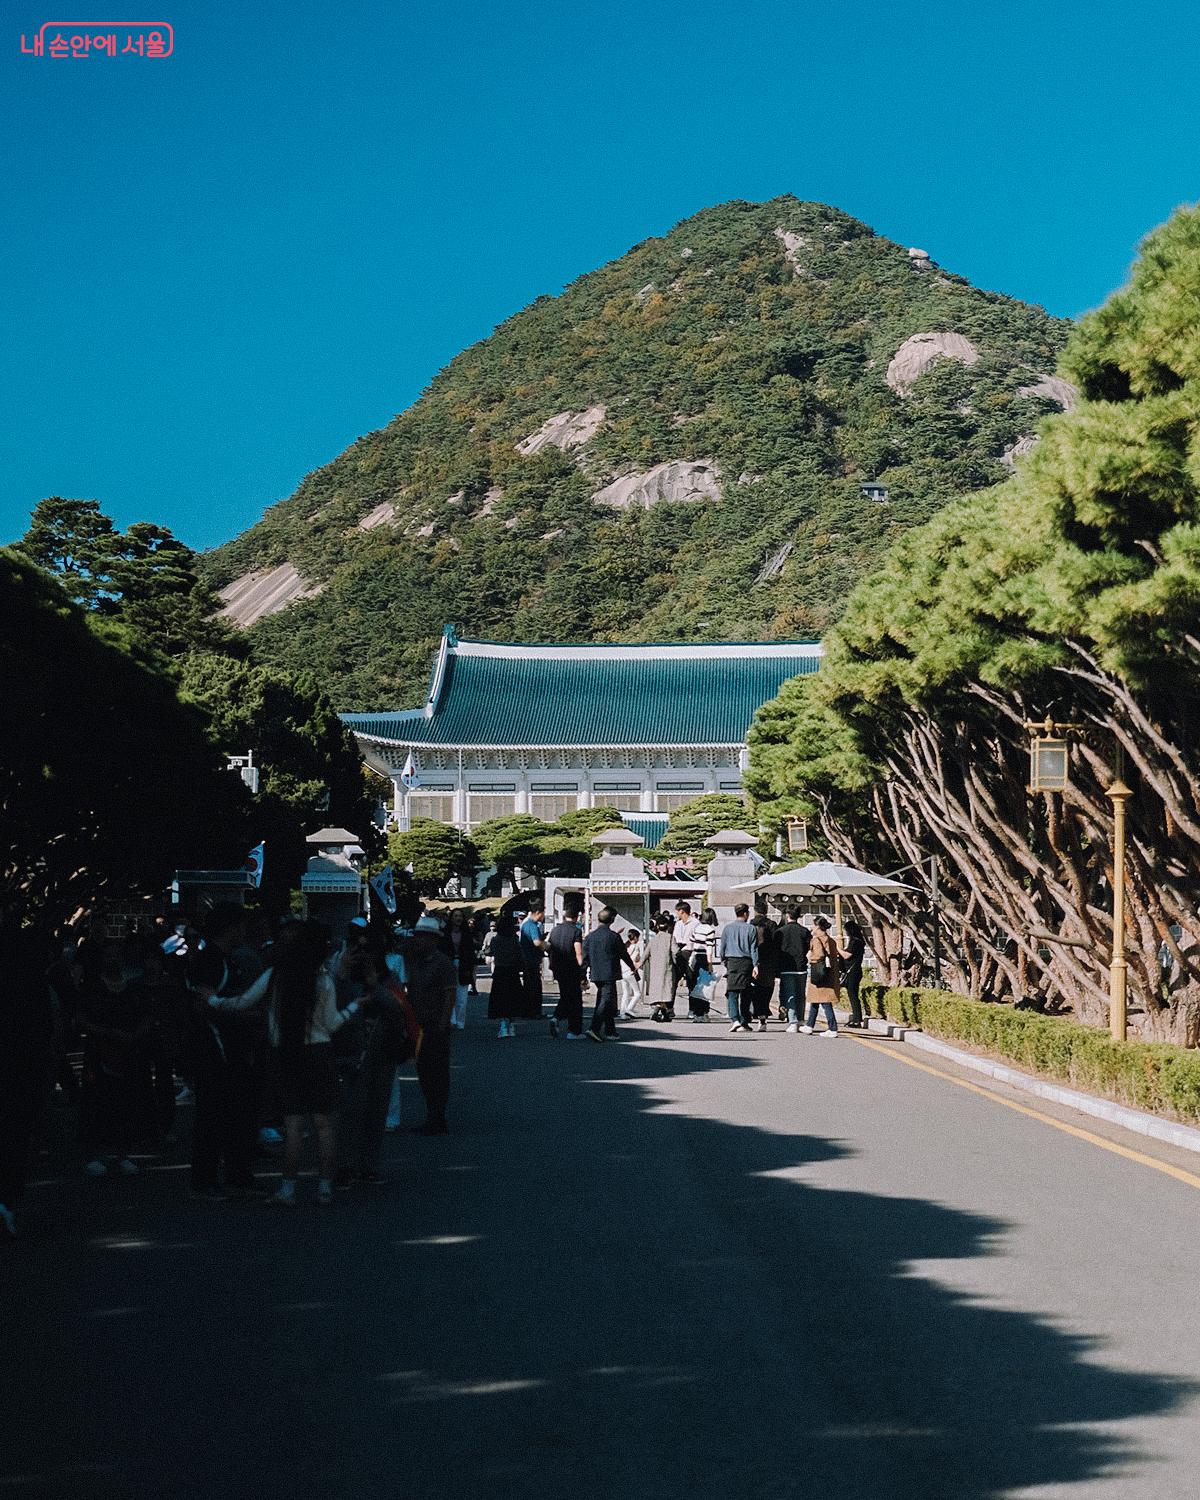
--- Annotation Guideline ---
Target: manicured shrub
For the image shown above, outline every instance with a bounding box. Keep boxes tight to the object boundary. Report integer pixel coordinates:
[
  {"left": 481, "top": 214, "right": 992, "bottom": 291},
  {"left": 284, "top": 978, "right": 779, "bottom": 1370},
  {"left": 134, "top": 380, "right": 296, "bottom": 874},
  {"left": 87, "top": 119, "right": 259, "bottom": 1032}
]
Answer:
[{"left": 861, "top": 982, "right": 1200, "bottom": 1124}]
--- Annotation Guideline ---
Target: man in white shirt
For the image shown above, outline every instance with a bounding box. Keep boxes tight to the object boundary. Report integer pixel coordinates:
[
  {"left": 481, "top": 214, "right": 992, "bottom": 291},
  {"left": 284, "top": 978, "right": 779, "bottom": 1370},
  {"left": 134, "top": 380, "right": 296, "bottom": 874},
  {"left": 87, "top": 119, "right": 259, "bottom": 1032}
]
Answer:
[{"left": 672, "top": 901, "right": 698, "bottom": 1013}]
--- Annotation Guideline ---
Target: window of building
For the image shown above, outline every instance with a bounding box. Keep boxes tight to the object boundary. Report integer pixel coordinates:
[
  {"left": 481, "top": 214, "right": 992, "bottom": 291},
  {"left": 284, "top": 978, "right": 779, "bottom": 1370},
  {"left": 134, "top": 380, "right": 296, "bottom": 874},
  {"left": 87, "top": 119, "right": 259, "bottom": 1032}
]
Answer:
[
  {"left": 531, "top": 786, "right": 579, "bottom": 822},
  {"left": 655, "top": 781, "right": 704, "bottom": 814},
  {"left": 593, "top": 781, "right": 642, "bottom": 811},
  {"left": 531, "top": 794, "right": 578, "bottom": 820},
  {"left": 408, "top": 793, "right": 453, "bottom": 822},
  {"left": 469, "top": 792, "right": 517, "bottom": 823}
]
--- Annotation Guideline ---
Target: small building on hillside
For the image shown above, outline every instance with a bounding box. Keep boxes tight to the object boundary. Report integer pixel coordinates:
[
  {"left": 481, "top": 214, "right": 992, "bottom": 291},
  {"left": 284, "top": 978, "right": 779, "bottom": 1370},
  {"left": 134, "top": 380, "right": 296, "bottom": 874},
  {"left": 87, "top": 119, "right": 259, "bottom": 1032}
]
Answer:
[{"left": 342, "top": 627, "right": 822, "bottom": 831}]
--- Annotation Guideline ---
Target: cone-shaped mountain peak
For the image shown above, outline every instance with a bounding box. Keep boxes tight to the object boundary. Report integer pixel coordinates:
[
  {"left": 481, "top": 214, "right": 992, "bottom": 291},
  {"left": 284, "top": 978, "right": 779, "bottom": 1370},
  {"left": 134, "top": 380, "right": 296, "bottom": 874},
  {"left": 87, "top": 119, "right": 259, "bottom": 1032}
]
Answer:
[{"left": 205, "top": 196, "right": 1071, "bottom": 708}]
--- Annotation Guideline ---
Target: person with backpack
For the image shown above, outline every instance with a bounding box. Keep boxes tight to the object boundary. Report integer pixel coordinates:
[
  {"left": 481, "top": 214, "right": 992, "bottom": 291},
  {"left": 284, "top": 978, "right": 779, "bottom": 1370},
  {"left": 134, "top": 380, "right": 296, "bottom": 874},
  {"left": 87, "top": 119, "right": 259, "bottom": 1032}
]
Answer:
[{"left": 335, "top": 946, "right": 411, "bottom": 1186}]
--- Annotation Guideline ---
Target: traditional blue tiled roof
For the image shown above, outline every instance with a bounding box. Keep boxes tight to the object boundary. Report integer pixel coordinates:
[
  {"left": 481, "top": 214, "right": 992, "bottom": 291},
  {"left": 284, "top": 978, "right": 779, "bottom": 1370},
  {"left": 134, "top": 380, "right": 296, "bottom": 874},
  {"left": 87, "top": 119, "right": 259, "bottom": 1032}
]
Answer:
[
  {"left": 342, "top": 629, "right": 821, "bottom": 749},
  {"left": 621, "top": 813, "right": 670, "bottom": 847}
]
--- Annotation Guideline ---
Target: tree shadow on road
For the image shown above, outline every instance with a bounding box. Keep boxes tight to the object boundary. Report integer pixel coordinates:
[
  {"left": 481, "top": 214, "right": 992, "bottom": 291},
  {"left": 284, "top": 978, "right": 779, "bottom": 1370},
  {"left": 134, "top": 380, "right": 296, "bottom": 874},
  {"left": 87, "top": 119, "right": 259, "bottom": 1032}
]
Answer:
[{"left": 2, "top": 1031, "right": 1193, "bottom": 1500}]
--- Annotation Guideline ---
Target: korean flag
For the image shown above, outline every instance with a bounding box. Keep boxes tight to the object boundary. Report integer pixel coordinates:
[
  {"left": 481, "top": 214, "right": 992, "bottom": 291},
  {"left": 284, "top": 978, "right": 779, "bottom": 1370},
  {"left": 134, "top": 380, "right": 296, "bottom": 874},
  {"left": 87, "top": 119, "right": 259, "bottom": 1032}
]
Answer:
[
  {"left": 401, "top": 753, "right": 421, "bottom": 792},
  {"left": 244, "top": 841, "right": 265, "bottom": 889},
  {"left": 370, "top": 864, "right": 398, "bottom": 915}
]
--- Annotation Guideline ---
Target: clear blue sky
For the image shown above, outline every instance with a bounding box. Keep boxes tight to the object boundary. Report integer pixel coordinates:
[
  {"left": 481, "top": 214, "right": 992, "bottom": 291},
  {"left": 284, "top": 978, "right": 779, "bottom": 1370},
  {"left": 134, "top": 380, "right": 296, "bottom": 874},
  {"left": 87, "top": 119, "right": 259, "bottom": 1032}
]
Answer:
[{"left": 3, "top": 0, "right": 1198, "bottom": 550}]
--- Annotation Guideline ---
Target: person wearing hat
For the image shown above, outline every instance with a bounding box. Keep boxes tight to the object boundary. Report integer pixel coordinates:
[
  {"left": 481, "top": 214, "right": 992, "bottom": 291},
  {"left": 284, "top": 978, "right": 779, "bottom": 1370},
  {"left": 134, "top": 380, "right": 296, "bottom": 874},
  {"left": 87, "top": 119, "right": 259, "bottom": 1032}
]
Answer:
[{"left": 407, "top": 916, "right": 458, "bottom": 1134}]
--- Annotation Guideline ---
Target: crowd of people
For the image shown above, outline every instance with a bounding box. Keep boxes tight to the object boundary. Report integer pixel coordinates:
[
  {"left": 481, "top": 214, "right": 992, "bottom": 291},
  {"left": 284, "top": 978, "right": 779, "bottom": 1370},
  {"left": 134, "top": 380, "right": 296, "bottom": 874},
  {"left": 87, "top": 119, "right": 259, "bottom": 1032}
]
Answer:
[
  {"left": 496, "top": 897, "right": 866, "bottom": 1042},
  {"left": 0, "top": 894, "right": 866, "bottom": 1239},
  {"left": 0, "top": 904, "right": 472, "bottom": 1235}
]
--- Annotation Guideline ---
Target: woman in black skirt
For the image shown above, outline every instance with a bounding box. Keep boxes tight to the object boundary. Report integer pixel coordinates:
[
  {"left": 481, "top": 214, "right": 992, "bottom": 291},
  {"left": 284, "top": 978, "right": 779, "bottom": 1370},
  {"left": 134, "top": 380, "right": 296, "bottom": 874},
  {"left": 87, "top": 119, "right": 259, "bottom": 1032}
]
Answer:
[
  {"left": 206, "top": 921, "right": 362, "bottom": 1205},
  {"left": 748, "top": 914, "right": 780, "bottom": 1031},
  {"left": 487, "top": 913, "right": 530, "bottom": 1038}
]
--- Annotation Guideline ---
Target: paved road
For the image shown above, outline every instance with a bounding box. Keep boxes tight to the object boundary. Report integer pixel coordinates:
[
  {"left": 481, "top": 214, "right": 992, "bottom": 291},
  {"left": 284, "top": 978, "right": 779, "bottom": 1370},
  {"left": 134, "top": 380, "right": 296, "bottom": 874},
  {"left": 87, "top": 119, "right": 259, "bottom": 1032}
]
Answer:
[{"left": 5, "top": 995, "right": 1200, "bottom": 1499}]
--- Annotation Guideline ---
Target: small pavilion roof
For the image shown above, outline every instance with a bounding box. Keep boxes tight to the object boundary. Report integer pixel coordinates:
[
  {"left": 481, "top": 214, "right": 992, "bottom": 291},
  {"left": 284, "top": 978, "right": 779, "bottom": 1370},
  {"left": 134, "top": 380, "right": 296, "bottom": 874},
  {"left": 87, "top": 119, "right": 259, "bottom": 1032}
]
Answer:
[{"left": 341, "top": 628, "right": 822, "bottom": 750}]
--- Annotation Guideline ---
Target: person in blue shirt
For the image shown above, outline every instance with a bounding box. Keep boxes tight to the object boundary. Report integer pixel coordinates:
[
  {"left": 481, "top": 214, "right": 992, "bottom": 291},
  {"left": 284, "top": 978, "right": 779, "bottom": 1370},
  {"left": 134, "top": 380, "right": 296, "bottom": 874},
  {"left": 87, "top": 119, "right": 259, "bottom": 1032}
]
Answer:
[
  {"left": 519, "top": 900, "right": 547, "bottom": 1020},
  {"left": 718, "top": 904, "right": 760, "bottom": 1033}
]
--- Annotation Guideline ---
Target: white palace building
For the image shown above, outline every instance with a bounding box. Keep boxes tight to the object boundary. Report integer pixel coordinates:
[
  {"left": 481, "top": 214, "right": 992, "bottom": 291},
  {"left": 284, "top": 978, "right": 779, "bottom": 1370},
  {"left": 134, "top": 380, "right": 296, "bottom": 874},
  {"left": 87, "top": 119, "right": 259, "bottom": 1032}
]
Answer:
[{"left": 342, "top": 627, "right": 822, "bottom": 834}]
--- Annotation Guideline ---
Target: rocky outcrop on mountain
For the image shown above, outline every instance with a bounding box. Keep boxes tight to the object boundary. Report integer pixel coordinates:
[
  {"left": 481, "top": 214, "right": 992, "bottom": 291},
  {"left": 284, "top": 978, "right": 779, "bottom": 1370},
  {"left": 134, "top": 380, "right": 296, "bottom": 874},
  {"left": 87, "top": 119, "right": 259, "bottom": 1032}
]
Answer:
[
  {"left": 1018, "top": 374, "right": 1079, "bottom": 410},
  {"left": 516, "top": 406, "right": 606, "bottom": 456},
  {"left": 774, "top": 226, "right": 808, "bottom": 275},
  {"left": 755, "top": 543, "right": 793, "bottom": 584},
  {"left": 592, "top": 459, "right": 722, "bottom": 509},
  {"left": 907, "top": 247, "right": 933, "bottom": 270},
  {"left": 1000, "top": 434, "right": 1039, "bottom": 469},
  {"left": 218, "top": 564, "right": 322, "bottom": 627},
  {"left": 355, "top": 501, "right": 396, "bottom": 531},
  {"left": 886, "top": 331, "right": 980, "bottom": 394}
]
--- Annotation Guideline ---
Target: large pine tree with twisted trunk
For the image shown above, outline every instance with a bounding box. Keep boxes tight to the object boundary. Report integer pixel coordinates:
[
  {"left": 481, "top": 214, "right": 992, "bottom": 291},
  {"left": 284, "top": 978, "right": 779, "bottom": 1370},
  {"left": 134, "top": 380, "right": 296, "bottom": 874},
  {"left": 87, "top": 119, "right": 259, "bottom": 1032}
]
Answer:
[{"left": 748, "top": 206, "right": 1200, "bottom": 1043}]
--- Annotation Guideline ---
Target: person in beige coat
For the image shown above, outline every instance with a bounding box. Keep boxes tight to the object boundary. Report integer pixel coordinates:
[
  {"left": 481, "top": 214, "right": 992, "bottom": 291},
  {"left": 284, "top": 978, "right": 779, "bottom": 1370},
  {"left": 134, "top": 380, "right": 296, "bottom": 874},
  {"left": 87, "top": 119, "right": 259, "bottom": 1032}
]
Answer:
[{"left": 800, "top": 917, "right": 840, "bottom": 1036}]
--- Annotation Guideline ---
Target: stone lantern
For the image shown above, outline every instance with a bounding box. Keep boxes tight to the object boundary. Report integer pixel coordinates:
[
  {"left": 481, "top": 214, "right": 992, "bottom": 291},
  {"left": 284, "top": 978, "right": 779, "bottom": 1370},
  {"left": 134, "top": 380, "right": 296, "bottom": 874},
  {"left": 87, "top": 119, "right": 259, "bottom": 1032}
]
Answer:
[
  {"left": 300, "top": 827, "right": 367, "bottom": 944},
  {"left": 587, "top": 828, "right": 649, "bottom": 935},
  {"left": 704, "top": 829, "right": 760, "bottom": 926}
]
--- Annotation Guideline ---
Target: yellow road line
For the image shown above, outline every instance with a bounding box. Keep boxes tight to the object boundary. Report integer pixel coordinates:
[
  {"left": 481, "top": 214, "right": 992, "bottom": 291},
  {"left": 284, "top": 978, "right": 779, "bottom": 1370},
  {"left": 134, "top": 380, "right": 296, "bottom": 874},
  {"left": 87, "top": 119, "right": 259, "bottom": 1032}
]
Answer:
[{"left": 851, "top": 1035, "right": 1200, "bottom": 1192}]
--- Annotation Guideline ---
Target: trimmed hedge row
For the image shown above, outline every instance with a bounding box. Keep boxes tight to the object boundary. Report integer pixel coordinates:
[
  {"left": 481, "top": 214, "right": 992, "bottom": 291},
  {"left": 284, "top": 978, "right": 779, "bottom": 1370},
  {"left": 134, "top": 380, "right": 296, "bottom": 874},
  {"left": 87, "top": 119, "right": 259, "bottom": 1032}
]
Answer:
[{"left": 858, "top": 982, "right": 1200, "bottom": 1125}]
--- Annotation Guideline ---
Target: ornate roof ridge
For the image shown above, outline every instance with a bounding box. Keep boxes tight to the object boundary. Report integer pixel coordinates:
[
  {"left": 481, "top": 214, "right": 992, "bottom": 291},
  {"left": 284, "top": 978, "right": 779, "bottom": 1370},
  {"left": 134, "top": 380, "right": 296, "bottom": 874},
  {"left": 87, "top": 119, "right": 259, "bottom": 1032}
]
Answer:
[{"left": 453, "top": 638, "right": 823, "bottom": 662}]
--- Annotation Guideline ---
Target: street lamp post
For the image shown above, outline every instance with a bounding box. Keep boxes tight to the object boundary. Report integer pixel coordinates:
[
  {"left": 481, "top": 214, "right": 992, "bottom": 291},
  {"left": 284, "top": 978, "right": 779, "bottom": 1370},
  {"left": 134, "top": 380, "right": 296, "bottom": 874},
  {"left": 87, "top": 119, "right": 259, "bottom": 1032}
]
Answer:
[
  {"left": 1024, "top": 718, "right": 1131, "bottom": 1042},
  {"left": 929, "top": 854, "right": 942, "bottom": 988},
  {"left": 1107, "top": 771, "right": 1132, "bottom": 1042}
]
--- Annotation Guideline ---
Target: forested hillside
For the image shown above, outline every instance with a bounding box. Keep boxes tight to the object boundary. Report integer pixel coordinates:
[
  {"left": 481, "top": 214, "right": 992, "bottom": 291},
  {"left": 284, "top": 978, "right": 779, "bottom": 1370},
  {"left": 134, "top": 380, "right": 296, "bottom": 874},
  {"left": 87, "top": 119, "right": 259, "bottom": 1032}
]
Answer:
[{"left": 204, "top": 196, "right": 1071, "bottom": 707}]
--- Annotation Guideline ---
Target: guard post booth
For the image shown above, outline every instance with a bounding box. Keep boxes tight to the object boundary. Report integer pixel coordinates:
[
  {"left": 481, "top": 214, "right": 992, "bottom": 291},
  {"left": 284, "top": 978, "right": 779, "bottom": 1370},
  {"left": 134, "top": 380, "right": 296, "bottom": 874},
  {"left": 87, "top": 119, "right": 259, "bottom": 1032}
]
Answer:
[
  {"left": 299, "top": 827, "right": 366, "bottom": 946},
  {"left": 585, "top": 828, "right": 650, "bottom": 936}
]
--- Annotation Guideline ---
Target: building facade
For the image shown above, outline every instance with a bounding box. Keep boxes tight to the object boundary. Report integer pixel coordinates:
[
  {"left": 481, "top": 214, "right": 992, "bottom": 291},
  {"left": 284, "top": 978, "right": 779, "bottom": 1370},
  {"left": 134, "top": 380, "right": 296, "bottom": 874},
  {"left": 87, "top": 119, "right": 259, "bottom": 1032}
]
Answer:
[{"left": 342, "top": 627, "right": 822, "bottom": 831}]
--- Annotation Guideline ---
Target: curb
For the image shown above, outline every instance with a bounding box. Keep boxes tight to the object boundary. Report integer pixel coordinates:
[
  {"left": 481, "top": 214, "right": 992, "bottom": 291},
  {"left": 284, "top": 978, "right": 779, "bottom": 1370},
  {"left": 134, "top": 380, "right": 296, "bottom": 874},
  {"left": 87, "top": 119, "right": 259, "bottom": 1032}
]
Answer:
[{"left": 843, "top": 1009, "right": 1200, "bottom": 1157}]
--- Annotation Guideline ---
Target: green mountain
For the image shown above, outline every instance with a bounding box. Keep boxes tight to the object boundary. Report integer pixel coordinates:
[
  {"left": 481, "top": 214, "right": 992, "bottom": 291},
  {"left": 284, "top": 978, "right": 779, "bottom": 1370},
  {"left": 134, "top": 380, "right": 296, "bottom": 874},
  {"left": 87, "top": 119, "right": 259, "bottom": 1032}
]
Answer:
[{"left": 204, "top": 196, "right": 1071, "bottom": 708}]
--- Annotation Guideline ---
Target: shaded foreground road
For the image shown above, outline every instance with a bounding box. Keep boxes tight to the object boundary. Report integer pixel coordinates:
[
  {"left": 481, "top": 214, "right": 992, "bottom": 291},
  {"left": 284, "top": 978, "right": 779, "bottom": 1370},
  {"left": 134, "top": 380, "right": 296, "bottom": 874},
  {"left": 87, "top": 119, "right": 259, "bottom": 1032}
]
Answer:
[{"left": 5, "top": 994, "right": 1200, "bottom": 1499}]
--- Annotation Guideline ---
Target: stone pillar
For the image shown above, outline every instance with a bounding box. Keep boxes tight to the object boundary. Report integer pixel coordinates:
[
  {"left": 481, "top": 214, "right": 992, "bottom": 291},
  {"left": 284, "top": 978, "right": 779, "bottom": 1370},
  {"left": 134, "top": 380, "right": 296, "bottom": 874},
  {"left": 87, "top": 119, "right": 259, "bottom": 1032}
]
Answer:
[
  {"left": 704, "top": 829, "right": 759, "bottom": 927},
  {"left": 587, "top": 828, "right": 649, "bottom": 936}
]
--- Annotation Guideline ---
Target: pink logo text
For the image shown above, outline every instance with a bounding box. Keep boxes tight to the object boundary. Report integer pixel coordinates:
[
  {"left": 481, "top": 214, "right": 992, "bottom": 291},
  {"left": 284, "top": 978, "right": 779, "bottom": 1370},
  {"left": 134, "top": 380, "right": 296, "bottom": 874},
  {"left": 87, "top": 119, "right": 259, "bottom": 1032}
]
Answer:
[{"left": 21, "top": 21, "right": 174, "bottom": 57}]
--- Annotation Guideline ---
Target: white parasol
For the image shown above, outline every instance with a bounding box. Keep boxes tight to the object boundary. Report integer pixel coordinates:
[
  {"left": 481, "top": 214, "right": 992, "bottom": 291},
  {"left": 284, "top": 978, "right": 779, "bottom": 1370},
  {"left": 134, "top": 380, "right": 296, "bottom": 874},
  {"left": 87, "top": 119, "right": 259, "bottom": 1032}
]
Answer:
[
  {"left": 732, "top": 860, "right": 913, "bottom": 935},
  {"left": 734, "top": 860, "right": 913, "bottom": 899}
]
